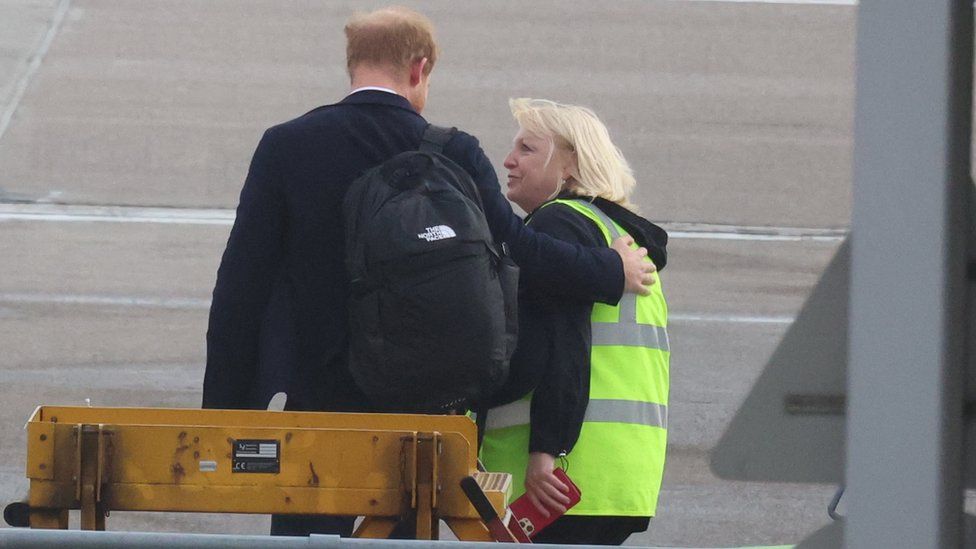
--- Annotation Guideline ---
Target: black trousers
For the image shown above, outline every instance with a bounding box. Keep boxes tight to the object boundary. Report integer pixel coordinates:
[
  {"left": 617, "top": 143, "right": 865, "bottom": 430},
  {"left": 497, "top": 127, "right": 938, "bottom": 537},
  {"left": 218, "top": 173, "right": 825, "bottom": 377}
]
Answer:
[
  {"left": 270, "top": 514, "right": 355, "bottom": 537},
  {"left": 531, "top": 515, "right": 650, "bottom": 546},
  {"left": 269, "top": 515, "right": 419, "bottom": 538}
]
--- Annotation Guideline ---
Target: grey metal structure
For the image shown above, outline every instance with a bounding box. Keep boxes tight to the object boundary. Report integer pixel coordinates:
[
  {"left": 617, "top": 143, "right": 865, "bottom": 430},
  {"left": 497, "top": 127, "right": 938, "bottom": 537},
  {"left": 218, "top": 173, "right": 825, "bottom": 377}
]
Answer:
[
  {"left": 710, "top": 241, "right": 848, "bottom": 484},
  {"left": 848, "top": 1, "right": 973, "bottom": 548},
  {"left": 711, "top": 1, "right": 976, "bottom": 547}
]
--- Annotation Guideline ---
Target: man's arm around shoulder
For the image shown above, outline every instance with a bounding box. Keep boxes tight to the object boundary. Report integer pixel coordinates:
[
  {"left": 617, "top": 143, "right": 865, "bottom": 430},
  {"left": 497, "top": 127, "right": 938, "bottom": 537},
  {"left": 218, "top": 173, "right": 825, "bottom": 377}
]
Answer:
[{"left": 442, "top": 131, "right": 653, "bottom": 304}]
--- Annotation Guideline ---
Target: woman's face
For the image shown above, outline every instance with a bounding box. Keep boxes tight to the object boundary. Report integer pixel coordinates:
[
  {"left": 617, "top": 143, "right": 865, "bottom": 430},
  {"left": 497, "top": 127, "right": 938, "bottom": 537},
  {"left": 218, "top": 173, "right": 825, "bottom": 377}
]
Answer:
[{"left": 503, "top": 128, "right": 571, "bottom": 213}]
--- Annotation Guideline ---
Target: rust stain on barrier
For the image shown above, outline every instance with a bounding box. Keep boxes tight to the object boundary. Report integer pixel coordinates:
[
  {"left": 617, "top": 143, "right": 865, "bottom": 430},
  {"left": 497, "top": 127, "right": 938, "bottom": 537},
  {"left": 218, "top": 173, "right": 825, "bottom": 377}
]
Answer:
[
  {"left": 308, "top": 462, "right": 320, "bottom": 486},
  {"left": 175, "top": 431, "right": 190, "bottom": 452}
]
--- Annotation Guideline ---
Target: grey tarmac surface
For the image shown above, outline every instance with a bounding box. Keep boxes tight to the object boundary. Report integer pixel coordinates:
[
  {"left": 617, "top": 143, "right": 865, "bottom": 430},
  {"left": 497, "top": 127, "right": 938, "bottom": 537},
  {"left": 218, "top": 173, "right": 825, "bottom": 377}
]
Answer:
[{"left": 1, "top": 1, "right": 856, "bottom": 546}]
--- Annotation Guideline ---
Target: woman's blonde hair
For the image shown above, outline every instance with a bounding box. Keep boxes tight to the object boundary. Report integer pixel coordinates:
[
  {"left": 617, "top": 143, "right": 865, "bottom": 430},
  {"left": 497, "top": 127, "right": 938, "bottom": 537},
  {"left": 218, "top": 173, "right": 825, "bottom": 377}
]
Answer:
[{"left": 509, "top": 98, "right": 637, "bottom": 211}]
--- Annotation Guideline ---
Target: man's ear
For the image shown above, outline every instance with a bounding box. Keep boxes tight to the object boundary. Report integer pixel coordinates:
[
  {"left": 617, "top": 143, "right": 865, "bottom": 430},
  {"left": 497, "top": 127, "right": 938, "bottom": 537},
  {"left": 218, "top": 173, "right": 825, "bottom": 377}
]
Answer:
[{"left": 409, "top": 57, "right": 429, "bottom": 86}]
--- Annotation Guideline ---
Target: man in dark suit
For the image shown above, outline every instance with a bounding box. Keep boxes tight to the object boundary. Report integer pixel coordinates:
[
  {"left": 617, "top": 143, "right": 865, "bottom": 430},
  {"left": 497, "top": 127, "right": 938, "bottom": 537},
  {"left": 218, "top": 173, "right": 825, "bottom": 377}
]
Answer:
[{"left": 203, "top": 6, "right": 657, "bottom": 537}]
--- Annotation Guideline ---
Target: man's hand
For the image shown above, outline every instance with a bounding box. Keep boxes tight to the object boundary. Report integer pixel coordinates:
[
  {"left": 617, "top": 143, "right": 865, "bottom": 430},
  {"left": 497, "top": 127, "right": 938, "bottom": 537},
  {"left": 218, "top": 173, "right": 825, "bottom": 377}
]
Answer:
[
  {"left": 611, "top": 235, "right": 657, "bottom": 296},
  {"left": 524, "top": 452, "right": 571, "bottom": 518}
]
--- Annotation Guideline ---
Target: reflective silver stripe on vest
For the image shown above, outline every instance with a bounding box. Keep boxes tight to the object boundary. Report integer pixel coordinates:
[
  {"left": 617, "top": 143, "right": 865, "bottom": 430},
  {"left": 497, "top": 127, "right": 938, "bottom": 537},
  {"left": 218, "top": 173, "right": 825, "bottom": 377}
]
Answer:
[
  {"left": 484, "top": 398, "right": 530, "bottom": 431},
  {"left": 595, "top": 206, "right": 621, "bottom": 240},
  {"left": 485, "top": 398, "right": 668, "bottom": 432},
  {"left": 567, "top": 200, "right": 632, "bottom": 321},
  {"left": 570, "top": 199, "right": 621, "bottom": 241},
  {"left": 618, "top": 293, "right": 638, "bottom": 327},
  {"left": 567, "top": 200, "right": 660, "bottom": 344},
  {"left": 583, "top": 398, "right": 668, "bottom": 430},
  {"left": 591, "top": 322, "right": 670, "bottom": 352}
]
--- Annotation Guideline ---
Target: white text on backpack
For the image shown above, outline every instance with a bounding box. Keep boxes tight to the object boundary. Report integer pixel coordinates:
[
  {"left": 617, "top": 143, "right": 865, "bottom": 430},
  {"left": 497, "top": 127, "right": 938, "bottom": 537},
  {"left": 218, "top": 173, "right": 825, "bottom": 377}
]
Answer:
[{"left": 417, "top": 225, "right": 457, "bottom": 242}]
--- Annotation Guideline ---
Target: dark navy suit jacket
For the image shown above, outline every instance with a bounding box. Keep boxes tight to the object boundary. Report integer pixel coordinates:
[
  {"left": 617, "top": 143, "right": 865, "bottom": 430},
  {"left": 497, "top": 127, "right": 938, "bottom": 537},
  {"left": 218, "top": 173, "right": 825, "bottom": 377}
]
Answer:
[{"left": 203, "top": 90, "right": 624, "bottom": 411}]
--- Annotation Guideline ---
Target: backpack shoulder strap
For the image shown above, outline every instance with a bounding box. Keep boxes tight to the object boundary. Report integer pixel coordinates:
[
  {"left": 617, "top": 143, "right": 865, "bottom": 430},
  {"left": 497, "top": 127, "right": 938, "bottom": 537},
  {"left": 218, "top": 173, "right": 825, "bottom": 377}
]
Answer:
[{"left": 420, "top": 124, "right": 457, "bottom": 154}]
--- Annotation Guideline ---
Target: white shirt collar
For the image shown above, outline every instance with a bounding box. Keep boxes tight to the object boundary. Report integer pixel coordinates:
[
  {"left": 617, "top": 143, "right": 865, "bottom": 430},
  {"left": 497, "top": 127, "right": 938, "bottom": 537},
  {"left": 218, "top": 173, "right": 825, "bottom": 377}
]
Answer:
[{"left": 347, "top": 86, "right": 402, "bottom": 97}]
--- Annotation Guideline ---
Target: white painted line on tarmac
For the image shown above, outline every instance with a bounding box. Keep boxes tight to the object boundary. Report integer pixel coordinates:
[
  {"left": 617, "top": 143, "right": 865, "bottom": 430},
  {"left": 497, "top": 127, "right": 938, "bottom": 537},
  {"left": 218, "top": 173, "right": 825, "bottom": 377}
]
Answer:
[
  {"left": 668, "top": 230, "right": 844, "bottom": 242},
  {"left": 0, "top": 291, "right": 796, "bottom": 325},
  {"left": 0, "top": 0, "right": 71, "bottom": 143},
  {"left": 0, "top": 292, "right": 211, "bottom": 310},
  {"left": 667, "top": 222, "right": 846, "bottom": 242},
  {"left": 0, "top": 203, "right": 848, "bottom": 242},
  {"left": 0, "top": 203, "right": 234, "bottom": 225},
  {"left": 670, "top": 312, "right": 794, "bottom": 325}
]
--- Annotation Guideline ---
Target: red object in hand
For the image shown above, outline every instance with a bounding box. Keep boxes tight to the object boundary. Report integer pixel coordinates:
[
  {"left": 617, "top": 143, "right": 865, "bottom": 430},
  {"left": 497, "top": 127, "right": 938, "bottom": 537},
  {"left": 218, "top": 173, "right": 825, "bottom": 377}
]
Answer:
[{"left": 507, "top": 468, "right": 581, "bottom": 540}]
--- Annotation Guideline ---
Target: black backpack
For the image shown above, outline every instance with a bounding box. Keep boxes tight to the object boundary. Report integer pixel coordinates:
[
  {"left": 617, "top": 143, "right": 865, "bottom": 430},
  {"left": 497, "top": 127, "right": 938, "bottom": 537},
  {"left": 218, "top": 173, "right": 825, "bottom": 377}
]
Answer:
[{"left": 343, "top": 125, "right": 518, "bottom": 413}]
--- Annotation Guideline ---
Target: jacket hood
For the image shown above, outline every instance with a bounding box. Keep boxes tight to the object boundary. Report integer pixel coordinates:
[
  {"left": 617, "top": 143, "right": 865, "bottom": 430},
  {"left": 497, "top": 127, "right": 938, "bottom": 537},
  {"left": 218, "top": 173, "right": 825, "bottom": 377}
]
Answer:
[{"left": 555, "top": 193, "right": 669, "bottom": 271}]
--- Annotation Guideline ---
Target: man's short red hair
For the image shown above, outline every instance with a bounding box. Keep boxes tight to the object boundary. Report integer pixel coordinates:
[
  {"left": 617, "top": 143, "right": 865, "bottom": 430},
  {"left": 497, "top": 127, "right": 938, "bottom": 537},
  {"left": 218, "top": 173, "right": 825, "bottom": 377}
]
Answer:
[{"left": 345, "top": 6, "right": 439, "bottom": 78}]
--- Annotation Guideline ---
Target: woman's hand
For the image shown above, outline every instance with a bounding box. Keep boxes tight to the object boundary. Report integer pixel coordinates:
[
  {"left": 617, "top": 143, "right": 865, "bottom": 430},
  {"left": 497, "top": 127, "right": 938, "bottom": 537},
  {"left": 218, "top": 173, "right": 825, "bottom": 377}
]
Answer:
[{"left": 524, "top": 452, "right": 572, "bottom": 517}]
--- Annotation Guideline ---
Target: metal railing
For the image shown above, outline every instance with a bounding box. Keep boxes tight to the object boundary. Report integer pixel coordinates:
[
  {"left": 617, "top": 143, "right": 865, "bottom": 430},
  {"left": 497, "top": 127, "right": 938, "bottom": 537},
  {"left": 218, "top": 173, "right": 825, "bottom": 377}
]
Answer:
[{"left": 0, "top": 530, "right": 725, "bottom": 549}]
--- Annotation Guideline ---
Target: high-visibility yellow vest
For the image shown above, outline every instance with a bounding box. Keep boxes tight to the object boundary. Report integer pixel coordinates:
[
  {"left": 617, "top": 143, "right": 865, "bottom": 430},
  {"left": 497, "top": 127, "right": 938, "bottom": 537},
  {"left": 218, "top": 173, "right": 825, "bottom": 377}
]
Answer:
[{"left": 480, "top": 198, "right": 669, "bottom": 517}]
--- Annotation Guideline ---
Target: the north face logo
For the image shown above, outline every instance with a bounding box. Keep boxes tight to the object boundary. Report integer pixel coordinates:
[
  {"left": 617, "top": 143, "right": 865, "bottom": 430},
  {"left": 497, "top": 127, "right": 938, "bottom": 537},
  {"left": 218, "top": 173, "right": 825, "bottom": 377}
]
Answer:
[{"left": 418, "top": 225, "right": 457, "bottom": 242}]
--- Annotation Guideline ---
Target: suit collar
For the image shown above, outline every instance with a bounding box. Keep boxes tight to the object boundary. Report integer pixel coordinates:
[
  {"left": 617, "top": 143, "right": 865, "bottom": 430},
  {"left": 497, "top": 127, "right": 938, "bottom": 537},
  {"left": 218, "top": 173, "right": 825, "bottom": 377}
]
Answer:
[{"left": 339, "top": 89, "right": 420, "bottom": 115}]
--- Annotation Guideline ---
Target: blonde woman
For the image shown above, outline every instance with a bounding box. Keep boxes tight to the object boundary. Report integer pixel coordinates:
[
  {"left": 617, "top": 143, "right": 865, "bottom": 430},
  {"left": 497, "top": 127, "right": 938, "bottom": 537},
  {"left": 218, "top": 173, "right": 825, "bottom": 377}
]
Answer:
[{"left": 480, "top": 99, "right": 670, "bottom": 545}]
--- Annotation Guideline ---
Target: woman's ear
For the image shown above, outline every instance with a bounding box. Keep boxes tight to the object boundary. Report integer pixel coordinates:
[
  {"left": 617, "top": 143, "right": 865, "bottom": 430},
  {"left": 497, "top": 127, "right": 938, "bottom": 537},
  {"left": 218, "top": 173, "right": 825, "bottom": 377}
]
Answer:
[{"left": 561, "top": 150, "right": 579, "bottom": 180}]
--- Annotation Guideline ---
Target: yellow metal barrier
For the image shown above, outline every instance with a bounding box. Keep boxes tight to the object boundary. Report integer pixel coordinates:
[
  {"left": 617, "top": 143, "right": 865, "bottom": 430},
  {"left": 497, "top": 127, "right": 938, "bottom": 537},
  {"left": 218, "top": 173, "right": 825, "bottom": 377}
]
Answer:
[{"left": 21, "top": 406, "right": 511, "bottom": 541}]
